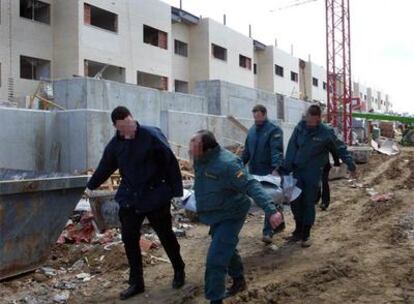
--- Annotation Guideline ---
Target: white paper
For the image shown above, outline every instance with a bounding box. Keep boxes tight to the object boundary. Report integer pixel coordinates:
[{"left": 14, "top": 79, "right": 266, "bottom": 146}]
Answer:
[
  {"left": 183, "top": 193, "right": 197, "bottom": 212},
  {"left": 252, "top": 174, "right": 281, "bottom": 187}
]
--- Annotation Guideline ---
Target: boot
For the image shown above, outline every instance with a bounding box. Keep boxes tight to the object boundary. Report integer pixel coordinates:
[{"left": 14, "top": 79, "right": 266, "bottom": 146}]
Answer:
[
  {"left": 320, "top": 203, "right": 328, "bottom": 211},
  {"left": 172, "top": 268, "right": 185, "bottom": 289},
  {"left": 225, "top": 276, "right": 247, "bottom": 297},
  {"left": 211, "top": 300, "right": 223, "bottom": 304},
  {"left": 262, "top": 234, "right": 273, "bottom": 244},
  {"left": 301, "top": 225, "right": 312, "bottom": 248},
  {"left": 120, "top": 284, "right": 145, "bottom": 300},
  {"left": 285, "top": 220, "right": 302, "bottom": 242}
]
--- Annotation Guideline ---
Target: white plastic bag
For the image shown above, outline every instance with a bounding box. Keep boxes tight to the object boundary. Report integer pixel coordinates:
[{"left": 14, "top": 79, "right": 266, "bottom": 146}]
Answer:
[
  {"left": 251, "top": 174, "right": 281, "bottom": 187},
  {"left": 261, "top": 184, "right": 285, "bottom": 204},
  {"left": 252, "top": 174, "right": 301, "bottom": 203},
  {"left": 182, "top": 191, "right": 197, "bottom": 212},
  {"left": 282, "top": 175, "right": 302, "bottom": 202}
]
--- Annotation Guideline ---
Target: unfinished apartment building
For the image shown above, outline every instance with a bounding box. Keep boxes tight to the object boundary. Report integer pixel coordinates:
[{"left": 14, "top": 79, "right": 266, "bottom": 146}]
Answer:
[{"left": 0, "top": 0, "right": 391, "bottom": 111}]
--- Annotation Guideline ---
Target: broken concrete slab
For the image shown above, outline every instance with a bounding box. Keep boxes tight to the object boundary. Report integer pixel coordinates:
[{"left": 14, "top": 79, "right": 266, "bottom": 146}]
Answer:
[{"left": 371, "top": 138, "right": 400, "bottom": 156}]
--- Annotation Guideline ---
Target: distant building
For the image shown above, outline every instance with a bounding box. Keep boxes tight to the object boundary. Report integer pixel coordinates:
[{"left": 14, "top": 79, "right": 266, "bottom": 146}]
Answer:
[{"left": 0, "top": 0, "right": 391, "bottom": 112}]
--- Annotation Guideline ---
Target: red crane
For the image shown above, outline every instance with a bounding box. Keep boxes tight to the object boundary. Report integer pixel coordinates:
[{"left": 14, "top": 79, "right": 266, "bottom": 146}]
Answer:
[
  {"left": 277, "top": 0, "right": 353, "bottom": 144},
  {"left": 325, "top": 0, "right": 352, "bottom": 144}
]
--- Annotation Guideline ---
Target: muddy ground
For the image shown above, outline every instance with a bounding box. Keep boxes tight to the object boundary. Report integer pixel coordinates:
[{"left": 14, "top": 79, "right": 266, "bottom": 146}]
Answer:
[{"left": 1, "top": 148, "right": 414, "bottom": 304}]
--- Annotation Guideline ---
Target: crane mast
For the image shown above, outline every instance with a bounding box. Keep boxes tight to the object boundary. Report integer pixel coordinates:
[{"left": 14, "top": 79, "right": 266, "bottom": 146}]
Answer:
[{"left": 326, "top": 0, "right": 352, "bottom": 144}]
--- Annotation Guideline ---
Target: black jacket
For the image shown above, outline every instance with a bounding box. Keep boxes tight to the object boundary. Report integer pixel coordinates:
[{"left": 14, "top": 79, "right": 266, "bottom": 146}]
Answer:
[{"left": 87, "top": 123, "right": 183, "bottom": 212}]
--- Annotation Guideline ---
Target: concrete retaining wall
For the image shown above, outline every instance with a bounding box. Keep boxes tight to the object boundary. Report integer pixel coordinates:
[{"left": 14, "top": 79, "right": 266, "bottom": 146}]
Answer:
[
  {"left": 166, "top": 110, "right": 295, "bottom": 159},
  {"left": 0, "top": 107, "right": 297, "bottom": 172},
  {"left": 284, "top": 97, "right": 309, "bottom": 125},
  {"left": 1, "top": 78, "right": 308, "bottom": 173},
  {"left": 194, "top": 80, "right": 279, "bottom": 119},
  {"left": 0, "top": 107, "right": 53, "bottom": 171},
  {"left": 0, "top": 107, "right": 113, "bottom": 173},
  {"left": 194, "top": 80, "right": 309, "bottom": 125},
  {"left": 54, "top": 110, "right": 112, "bottom": 173},
  {"left": 53, "top": 78, "right": 207, "bottom": 127}
]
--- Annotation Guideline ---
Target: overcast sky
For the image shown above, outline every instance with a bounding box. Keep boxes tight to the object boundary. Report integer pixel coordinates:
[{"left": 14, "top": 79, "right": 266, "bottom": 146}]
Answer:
[{"left": 164, "top": 0, "right": 414, "bottom": 114}]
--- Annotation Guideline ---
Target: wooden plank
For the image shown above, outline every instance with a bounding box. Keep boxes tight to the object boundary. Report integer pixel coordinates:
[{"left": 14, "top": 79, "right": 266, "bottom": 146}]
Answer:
[
  {"left": 29, "top": 83, "right": 41, "bottom": 109},
  {"left": 35, "top": 95, "right": 66, "bottom": 111},
  {"left": 227, "top": 115, "right": 249, "bottom": 134}
]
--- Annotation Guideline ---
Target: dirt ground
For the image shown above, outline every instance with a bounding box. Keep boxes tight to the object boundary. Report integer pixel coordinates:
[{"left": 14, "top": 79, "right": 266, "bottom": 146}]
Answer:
[{"left": 1, "top": 148, "right": 414, "bottom": 304}]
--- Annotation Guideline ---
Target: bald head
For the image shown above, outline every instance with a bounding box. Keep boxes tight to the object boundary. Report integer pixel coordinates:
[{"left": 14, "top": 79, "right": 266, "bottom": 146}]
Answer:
[{"left": 189, "top": 130, "right": 218, "bottom": 159}]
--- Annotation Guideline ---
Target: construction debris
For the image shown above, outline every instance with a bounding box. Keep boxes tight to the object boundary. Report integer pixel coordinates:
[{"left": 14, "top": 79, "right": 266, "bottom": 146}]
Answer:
[
  {"left": 370, "top": 192, "right": 394, "bottom": 203},
  {"left": 53, "top": 291, "right": 70, "bottom": 303},
  {"left": 178, "top": 157, "right": 195, "bottom": 182},
  {"left": 371, "top": 138, "right": 400, "bottom": 156},
  {"left": 379, "top": 122, "right": 395, "bottom": 138},
  {"left": 2, "top": 150, "right": 414, "bottom": 304},
  {"left": 57, "top": 212, "right": 95, "bottom": 244}
]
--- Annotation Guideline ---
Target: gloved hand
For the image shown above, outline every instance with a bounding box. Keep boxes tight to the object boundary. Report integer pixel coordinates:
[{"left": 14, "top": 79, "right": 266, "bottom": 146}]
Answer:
[{"left": 269, "top": 211, "right": 284, "bottom": 229}]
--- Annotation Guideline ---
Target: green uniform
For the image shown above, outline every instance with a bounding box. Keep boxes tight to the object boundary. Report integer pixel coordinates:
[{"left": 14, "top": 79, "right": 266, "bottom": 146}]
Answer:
[
  {"left": 242, "top": 120, "right": 284, "bottom": 237},
  {"left": 194, "top": 146, "right": 280, "bottom": 301},
  {"left": 285, "top": 121, "right": 355, "bottom": 227},
  {"left": 242, "top": 120, "right": 284, "bottom": 175}
]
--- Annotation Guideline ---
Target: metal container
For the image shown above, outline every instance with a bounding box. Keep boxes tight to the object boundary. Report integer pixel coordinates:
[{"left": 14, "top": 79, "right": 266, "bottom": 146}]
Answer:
[
  {"left": 88, "top": 190, "right": 120, "bottom": 232},
  {"left": 0, "top": 169, "right": 88, "bottom": 280}
]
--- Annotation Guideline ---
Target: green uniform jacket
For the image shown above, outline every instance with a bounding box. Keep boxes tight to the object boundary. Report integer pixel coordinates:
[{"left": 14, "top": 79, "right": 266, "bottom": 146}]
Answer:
[
  {"left": 285, "top": 120, "right": 356, "bottom": 173},
  {"left": 194, "top": 146, "right": 280, "bottom": 225},
  {"left": 242, "top": 120, "right": 284, "bottom": 175}
]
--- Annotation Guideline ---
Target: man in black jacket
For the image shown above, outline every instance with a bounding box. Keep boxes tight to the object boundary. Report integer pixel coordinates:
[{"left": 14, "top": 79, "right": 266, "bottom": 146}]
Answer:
[
  {"left": 317, "top": 150, "right": 341, "bottom": 211},
  {"left": 86, "top": 106, "right": 185, "bottom": 300}
]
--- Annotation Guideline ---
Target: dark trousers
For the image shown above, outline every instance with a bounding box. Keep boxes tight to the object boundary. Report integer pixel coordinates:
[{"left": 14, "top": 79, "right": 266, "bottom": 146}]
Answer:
[
  {"left": 316, "top": 163, "right": 331, "bottom": 207},
  {"left": 291, "top": 168, "right": 322, "bottom": 226},
  {"left": 119, "top": 204, "right": 185, "bottom": 286},
  {"left": 205, "top": 218, "right": 245, "bottom": 301}
]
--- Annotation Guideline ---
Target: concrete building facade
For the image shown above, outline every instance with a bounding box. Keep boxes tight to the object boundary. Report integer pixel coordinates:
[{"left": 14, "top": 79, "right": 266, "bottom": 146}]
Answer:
[
  {"left": 298, "top": 59, "right": 327, "bottom": 104},
  {"left": 256, "top": 46, "right": 300, "bottom": 99},
  {"left": 186, "top": 18, "right": 255, "bottom": 91},
  {"left": 0, "top": 0, "right": 391, "bottom": 112}
]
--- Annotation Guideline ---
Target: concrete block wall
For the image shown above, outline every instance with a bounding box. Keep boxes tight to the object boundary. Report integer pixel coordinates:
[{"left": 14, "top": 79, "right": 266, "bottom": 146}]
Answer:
[
  {"left": 0, "top": 107, "right": 53, "bottom": 171},
  {"left": 0, "top": 107, "right": 114, "bottom": 173},
  {"left": 53, "top": 78, "right": 207, "bottom": 126},
  {"left": 0, "top": 78, "right": 307, "bottom": 173},
  {"left": 53, "top": 109, "right": 113, "bottom": 173},
  {"left": 194, "top": 80, "right": 280, "bottom": 119},
  {"left": 166, "top": 110, "right": 295, "bottom": 160},
  {"left": 284, "top": 97, "right": 308, "bottom": 125}
]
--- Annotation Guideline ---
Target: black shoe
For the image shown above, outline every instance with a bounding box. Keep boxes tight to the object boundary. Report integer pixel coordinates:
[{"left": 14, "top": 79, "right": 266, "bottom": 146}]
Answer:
[
  {"left": 120, "top": 284, "right": 145, "bottom": 300},
  {"left": 172, "top": 268, "right": 185, "bottom": 289},
  {"left": 301, "top": 238, "right": 312, "bottom": 248},
  {"left": 262, "top": 234, "right": 273, "bottom": 244},
  {"left": 320, "top": 203, "right": 329, "bottom": 211},
  {"left": 301, "top": 225, "right": 312, "bottom": 248},
  {"left": 225, "top": 276, "right": 247, "bottom": 298},
  {"left": 284, "top": 233, "right": 302, "bottom": 243},
  {"left": 284, "top": 219, "right": 303, "bottom": 243},
  {"left": 211, "top": 301, "right": 223, "bottom": 304}
]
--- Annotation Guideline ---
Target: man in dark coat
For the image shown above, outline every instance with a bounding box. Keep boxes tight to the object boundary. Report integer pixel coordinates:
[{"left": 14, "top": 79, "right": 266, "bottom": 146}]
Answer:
[{"left": 86, "top": 106, "right": 185, "bottom": 300}]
